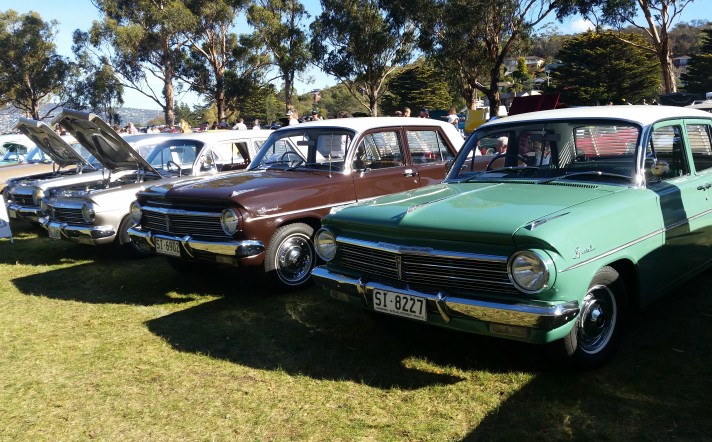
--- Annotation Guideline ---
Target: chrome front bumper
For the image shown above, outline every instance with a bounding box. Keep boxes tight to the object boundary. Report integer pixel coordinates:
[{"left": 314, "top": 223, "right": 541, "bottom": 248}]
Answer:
[
  {"left": 312, "top": 266, "right": 580, "bottom": 341},
  {"left": 40, "top": 218, "right": 116, "bottom": 245},
  {"left": 127, "top": 226, "right": 265, "bottom": 261},
  {"left": 7, "top": 202, "right": 42, "bottom": 223}
]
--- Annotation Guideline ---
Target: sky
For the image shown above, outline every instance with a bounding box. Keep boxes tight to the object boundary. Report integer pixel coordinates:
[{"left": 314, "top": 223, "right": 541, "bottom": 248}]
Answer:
[{"left": 4, "top": 0, "right": 712, "bottom": 110}]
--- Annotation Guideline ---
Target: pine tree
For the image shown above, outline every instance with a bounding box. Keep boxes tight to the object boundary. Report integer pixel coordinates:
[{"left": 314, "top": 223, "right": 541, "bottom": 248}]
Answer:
[{"left": 681, "top": 28, "right": 712, "bottom": 96}]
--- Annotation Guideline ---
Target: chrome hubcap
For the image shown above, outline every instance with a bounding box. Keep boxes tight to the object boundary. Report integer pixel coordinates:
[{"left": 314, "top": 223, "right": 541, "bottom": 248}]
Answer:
[
  {"left": 578, "top": 284, "right": 617, "bottom": 354},
  {"left": 276, "top": 234, "right": 314, "bottom": 285}
]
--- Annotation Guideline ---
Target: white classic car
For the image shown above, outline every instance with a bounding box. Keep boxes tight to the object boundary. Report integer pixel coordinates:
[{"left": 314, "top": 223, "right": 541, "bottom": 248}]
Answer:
[{"left": 41, "top": 110, "right": 271, "bottom": 254}]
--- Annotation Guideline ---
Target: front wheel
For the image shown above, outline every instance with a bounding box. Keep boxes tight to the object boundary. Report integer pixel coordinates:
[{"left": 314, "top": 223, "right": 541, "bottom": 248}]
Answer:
[
  {"left": 551, "top": 266, "right": 626, "bottom": 370},
  {"left": 264, "top": 223, "right": 316, "bottom": 290}
]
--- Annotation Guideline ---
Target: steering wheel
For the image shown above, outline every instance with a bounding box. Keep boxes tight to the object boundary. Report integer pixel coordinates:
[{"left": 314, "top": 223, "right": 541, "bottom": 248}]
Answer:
[
  {"left": 166, "top": 160, "right": 181, "bottom": 172},
  {"left": 486, "top": 153, "right": 529, "bottom": 170},
  {"left": 280, "top": 151, "right": 304, "bottom": 167}
]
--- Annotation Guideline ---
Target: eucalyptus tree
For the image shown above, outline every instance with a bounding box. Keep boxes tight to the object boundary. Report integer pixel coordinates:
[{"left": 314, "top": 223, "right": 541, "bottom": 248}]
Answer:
[
  {"left": 248, "top": 0, "right": 312, "bottom": 113},
  {"left": 407, "top": 0, "right": 558, "bottom": 118},
  {"left": 0, "top": 10, "right": 75, "bottom": 120},
  {"left": 71, "top": 63, "right": 125, "bottom": 124},
  {"left": 83, "top": 0, "right": 196, "bottom": 126},
  {"left": 555, "top": 0, "right": 698, "bottom": 94},
  {"left": 180, "top": 0, "right": 270, "bottom": 123},
  {"left": 310, "top": 0, "right": 417, "bottom": 116}
]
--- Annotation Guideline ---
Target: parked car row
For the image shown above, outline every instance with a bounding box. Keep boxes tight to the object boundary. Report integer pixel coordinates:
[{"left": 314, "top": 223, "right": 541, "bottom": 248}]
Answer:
[{"left": 6, "top": 105, "right": 712, "bottom": 369}]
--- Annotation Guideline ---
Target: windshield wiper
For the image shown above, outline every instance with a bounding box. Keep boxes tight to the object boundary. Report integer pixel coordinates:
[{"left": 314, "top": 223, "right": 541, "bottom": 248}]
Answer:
[{"left": 538, "top": 171, "right": 632, "bottom": 184}]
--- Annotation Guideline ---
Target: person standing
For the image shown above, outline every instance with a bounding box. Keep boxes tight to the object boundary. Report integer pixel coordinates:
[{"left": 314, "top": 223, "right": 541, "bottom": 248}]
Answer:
[
  {"left": 288, "top": 110, "right": 299, "bottom": 126},
  {"left": 445, "top": 107, "right": 459, "bottom": 127},
  {"left": 252, "top": 119, "right": 261, "bottom": 130},
  {"left": 233, "top": 118, "right": 247, "bottom": 130},
  {"left": 419, "top": 108, "right": 430, "bottom": 118},
  {"left": 403, "top": 107, "right": 411, "bottom": 117}
]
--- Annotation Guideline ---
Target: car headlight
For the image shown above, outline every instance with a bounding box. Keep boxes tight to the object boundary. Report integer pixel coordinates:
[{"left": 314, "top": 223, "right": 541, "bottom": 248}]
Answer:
[
  {"left": 32, "top": 188, "right": 44, "bottom": 205},
  {"left": 314, "top": 228, "right": 337, "bottom": 261},
  {"left": 508, "top": 250, "right": 551, "bottom": 293},
  {"left": 220, "top": 208, "right": 240, "bottom": 235},
  {"left": 81, "top": 202, "right": 95, "bottom": 223},
  {"left": 129, "top": 201, "right": 142, "bottom": 224}
]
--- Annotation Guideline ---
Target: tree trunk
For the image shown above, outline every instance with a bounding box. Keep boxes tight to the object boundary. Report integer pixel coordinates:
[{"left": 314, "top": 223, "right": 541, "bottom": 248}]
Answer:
[
  {"left": 163, "top": 80, "right": 175, "bottom": 127},
  {"left": 216, "top": 73, "right": 226, "bottom": 123},
  {"left": 659, "top": 45, "right": 677, "bottom": 94},
  {"left": 369, "top": 94, "right": 378, "bottom": 117},
  {"left": 284, "top": 75, "right": 293, "bottom": 114}
]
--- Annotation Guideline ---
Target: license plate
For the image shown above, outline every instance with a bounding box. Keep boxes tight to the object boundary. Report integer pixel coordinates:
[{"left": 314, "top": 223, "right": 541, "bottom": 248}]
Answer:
[
  {"left": 372, "top": 289, "right": 427, "bottom": 321},
  {"left": 155, "top": 237, "right": 181, "bottom": 257},
  {"left": 8, "top": 208, "right": 16, "bottom": 219},
  {"left": 48, "top": 224, "right": 61, "bottom": 240}
]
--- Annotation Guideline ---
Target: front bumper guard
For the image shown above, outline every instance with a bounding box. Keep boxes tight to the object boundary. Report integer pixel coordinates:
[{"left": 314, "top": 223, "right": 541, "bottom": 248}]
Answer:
[
  {"left": 311, "top": 266, "right": 579, "bottom": 332},
  {"left": 7, "top": 202, "right": 42, "bottom": 223},
  {"left": 39, "top": 218, "right": 116, "bottom": 244},
  {"left": 127, "top": 226, "right": 264, "bottom": 259}
]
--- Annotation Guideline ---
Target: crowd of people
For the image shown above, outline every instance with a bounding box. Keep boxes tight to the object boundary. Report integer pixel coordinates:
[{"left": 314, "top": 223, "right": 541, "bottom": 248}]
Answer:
[{"left": 95, "top": 104, "right": 465, "bottom": 136}]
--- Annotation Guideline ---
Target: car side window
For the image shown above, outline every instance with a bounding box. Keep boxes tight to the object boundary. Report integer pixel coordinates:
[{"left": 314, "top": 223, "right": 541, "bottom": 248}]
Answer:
[
  {"left": 687, "top": 123, "right": 712, "bottom": 173},
  {"left": 352, "top": 131, "right": 403, "bottom": 170},
  {"left": 649, "top": 125, "right": 689, "bottom": 180},
  {"left": 406, "top": 130, "right": 454, "bottom": 163}
]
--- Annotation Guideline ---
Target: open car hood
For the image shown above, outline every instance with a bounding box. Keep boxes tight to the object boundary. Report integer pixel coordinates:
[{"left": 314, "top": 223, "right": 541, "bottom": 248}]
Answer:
[
  {"left": 54, "top": 110, "right": 159, "bottom": 174},
  {"left": 13, "top": 118, "right": 94, "bottom": 170}
]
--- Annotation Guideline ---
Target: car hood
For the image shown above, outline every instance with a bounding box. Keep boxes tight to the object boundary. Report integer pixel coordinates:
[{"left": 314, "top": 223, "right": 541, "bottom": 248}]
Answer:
[
  {"left": 10, "top": 169, "right": 129, "bottom": 194},
  {"left": 14, "top": 118, "right": 93, "bottom": 169},
  {"left": 327, "top": 182, "right": 622, "bottom": 243},
  {"left": 142, "top": 169, "right": 347, "bottom": 210},
  {"left": 55, "top": 109, "right": 159, "bottom": 174}
]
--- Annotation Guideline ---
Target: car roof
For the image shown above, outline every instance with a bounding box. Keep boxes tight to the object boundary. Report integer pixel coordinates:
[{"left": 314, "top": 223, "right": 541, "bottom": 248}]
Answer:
[
  {"left": 484, "top": 105, "right": 712, "bottom": 128},
  {"left": 273, "top": 117, "right": 459, "bottom": 133},
  {"left": 155, "top": 130, "right": 274, "bottom": 143}
]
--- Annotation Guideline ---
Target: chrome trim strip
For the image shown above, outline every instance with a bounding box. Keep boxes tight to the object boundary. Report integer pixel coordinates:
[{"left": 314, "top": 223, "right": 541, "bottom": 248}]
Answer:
[
  {"left": 249, "top": 201, "right": 358, "bottom": 221},
  {"left": 337, "top": 236, "right": 508, "bottom": 263},
  {"left": 562, "top": 228, "right": 662, "bottom": 272},
  {"left": 140, "top": 206, "right": 222, "bottom": 218},
  {"left": 312, "top": 266, "right": 579, "bottom": 330}
]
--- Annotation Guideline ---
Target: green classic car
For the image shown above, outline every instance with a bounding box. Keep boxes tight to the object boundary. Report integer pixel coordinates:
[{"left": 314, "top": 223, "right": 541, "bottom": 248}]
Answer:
[{"left": 312, "top": 105, "right": 712, "bottom": 369}]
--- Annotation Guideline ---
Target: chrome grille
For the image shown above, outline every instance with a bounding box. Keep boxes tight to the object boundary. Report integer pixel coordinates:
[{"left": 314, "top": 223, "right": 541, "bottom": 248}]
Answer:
[
  {"left": 10, "top": 194, "right": 33, "bottom": 206},
  {"left": 52, "top": 208, "right": 86, "bottom": 224},
  {"left": 141, "top": 207, "right": 228, "bottom": 239},
  {"left": 336, "top": 239, "right": 518, "bottom": 296}
]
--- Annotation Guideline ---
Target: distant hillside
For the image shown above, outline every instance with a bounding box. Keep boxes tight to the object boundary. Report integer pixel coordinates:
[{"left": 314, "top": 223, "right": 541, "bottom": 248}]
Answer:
[{"left": 0, "top": 104, "right": 163, "bottom": 133}]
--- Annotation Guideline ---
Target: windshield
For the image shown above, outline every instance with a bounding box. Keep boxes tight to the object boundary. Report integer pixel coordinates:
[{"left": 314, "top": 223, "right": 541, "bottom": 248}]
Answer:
[
  {"left": 447, "top": 120, "right": 641, "bottom": 185},
  {"left": 1, "top": 143, "right": 31, "bottom": 162},
  {"left": 146, "top": 140, "right": 202, "bottom": 174},
  {"left": 21, "top": 146, "right": 52, "bottom": 163},
  {"left": 249, "top": 128, "right": 354, "bottom": 171}
]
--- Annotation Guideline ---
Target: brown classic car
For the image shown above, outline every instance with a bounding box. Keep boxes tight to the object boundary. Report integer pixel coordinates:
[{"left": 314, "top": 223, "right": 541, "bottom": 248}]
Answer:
[{"left": 128, "top": 117, "right": 464, "bottom": 289}]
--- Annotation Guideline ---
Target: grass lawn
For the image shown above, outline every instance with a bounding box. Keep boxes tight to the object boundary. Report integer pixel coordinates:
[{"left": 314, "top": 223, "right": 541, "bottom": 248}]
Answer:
[{"left": 1, "top": 221, "right": 711, "bottom": 441}]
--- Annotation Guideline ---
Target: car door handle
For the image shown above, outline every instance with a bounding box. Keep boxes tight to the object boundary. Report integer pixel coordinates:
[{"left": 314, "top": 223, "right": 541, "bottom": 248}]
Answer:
[
  {"left": 697, "top": 183, "right": 711, "bottom": 190},
  {"left": 403, "top": 168, "right": 417, "bottom": 177}
]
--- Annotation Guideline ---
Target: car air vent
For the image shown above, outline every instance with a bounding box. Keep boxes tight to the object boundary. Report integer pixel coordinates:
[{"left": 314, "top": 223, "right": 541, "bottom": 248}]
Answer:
[{"left": 545, "top": 182, "right": 599, "bottom": 189}]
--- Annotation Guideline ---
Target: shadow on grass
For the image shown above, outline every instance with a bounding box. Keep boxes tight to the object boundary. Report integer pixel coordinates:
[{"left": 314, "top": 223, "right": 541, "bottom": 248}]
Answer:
[
  {"left": 0, "top": 220, "right": 126, "bottom": 266},
  {"left": 145, "top": 283, "right": 562, "bottom": 390},
  {"left": 462, "top": 270, "right": 712, "bottom": 441},
  {"left": 9, "top": 256, "right": 248, "bottom": 305}
]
